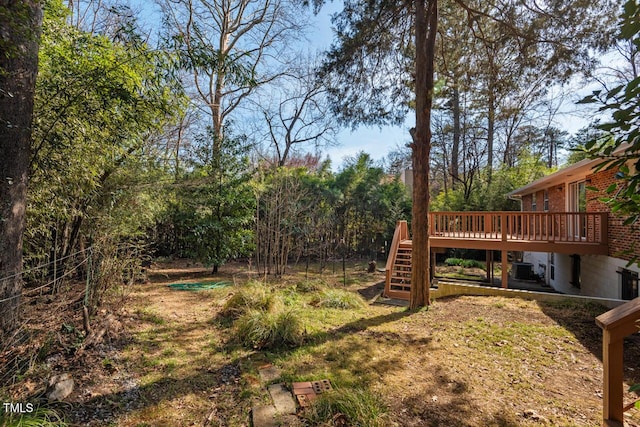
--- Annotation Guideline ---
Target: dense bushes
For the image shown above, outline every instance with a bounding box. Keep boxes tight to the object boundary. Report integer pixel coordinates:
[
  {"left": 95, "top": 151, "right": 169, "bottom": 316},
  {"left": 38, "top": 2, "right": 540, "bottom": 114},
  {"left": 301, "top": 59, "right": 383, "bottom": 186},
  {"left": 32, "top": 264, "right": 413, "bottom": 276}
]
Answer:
[{"left": 444, "top": 258, "right": 485, "bottom": 270}]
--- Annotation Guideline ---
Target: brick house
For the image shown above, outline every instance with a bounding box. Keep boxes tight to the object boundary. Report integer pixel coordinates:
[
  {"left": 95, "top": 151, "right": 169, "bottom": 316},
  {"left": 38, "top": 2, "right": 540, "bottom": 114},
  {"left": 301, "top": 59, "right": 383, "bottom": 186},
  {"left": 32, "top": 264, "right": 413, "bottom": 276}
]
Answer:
[{"left": 508, "top": 158, "right": 640, "bottom": 300}]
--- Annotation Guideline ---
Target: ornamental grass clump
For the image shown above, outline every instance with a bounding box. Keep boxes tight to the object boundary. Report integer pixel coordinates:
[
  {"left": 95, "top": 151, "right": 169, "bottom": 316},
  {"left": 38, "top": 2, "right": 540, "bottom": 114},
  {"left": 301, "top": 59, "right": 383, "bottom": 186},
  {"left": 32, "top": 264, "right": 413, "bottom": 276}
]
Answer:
[
  {"left": 302, "top": 388, "right": 390, "bottom": 427},
  {"left": 235, "top": 309, "right": 304, "bottom": 350},
  {"left": 295, "top": 279, "right": 326, "bottom": 293},
  {"left": 221, "top": 281, "right": 275, "bottom": 319},
  {"left": 310, "top": 288, "right": 366, "bottom": 309},
  {"left": 0, "top": 406, "right": 67, "bottom": 427}
]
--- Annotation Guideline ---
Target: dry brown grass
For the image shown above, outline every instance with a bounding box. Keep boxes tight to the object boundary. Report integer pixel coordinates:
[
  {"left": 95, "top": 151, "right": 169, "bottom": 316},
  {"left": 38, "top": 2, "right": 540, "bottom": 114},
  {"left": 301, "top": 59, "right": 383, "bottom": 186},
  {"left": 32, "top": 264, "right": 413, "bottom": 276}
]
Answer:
[{"left": 6, "top": 260, "right": 640, "bottom": 426}]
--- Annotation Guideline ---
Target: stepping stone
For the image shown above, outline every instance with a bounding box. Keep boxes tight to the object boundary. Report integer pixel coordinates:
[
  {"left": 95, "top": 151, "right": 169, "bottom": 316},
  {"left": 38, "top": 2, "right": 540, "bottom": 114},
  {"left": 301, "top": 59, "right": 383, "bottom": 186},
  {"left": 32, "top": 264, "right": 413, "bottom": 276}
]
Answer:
[
  {"left": 268, "top": 383, "right": 296, "bottom": 415},
  {"left": 252, "top": 405, "right": 278, "bottom": 427},
  {"left": 258, "top": 364, "right": 281, "bottom": 383}
]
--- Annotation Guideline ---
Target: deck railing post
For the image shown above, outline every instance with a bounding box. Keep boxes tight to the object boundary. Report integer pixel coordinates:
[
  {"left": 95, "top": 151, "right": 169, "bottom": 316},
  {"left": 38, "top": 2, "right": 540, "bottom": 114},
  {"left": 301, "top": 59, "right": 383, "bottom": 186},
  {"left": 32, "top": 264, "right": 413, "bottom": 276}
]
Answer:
[
  {"left": 596, "top": 298, "right": 640, "bottom": 426},
  {"left": 602, "top": 330, "right": 625, "bottom": 425},
  {"left": 501, "top": 213, "right": 507, "bottom": 242}
]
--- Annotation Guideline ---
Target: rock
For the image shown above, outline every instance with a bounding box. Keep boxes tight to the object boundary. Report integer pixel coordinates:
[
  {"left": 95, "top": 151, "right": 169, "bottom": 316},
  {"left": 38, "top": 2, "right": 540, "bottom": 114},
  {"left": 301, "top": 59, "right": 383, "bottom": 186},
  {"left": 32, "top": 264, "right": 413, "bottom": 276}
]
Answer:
[
  {"left": 367, "top": 261, "right": 376, "bottom": 273},
  {"left": 47, "top": 373, "right": 74, "bottom": 401},
  {"left": 258, "top": 364, "right": 281, "bottom": 383}
]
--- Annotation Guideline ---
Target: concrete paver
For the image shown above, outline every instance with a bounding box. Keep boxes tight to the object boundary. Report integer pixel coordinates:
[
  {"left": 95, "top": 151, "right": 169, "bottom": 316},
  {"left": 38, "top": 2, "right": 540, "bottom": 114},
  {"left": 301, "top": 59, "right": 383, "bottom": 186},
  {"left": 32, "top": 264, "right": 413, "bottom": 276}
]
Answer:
[
  {"left": 252, "top": 405, "right": 278, "bottom": 427},
  {"left": 268, "top": 383, "right": 296, "bottom": 415}
]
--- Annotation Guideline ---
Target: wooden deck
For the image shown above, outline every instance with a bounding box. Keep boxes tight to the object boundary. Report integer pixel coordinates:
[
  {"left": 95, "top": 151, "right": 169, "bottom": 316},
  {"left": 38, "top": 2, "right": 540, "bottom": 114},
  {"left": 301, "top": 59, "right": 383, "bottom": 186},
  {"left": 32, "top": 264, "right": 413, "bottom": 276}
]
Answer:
[
  {"left": 429, "top": 211, "right": 608, "bottom": 255},
  {"left": 385, "top": 212, "right": 609, "bottom": 300}
]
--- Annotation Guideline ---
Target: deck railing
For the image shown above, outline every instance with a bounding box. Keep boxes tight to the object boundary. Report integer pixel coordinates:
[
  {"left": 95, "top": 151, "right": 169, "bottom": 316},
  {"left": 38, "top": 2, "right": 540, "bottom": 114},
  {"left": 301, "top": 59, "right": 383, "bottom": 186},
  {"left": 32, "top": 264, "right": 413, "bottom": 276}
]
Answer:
[
  {"left": 429, "top": 211, "right": 608, "bottom": 245},
  {"left": 596, "top": 298, "right": 640, "bottom": 426}
]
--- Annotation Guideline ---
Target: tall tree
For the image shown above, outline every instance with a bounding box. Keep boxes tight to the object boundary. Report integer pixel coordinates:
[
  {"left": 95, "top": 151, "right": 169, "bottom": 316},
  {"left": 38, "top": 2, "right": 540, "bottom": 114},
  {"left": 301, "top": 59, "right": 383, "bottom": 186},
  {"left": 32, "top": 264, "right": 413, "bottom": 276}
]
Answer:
[
  {"left": 0, "top": 1, "right": 43, "bottom": 336},
  {"left": 581, "top": 0, "right": 640, "bottom": 232},
  {"left": 410, "top": 0, "right": 437, "bottom": 308},
  {"left": 159, "top": 0, "right": 306, "bottom": 154},
  {"left": 26, "top": 0, "right": 181, "bottom": 279},
  {"left": 315, "top": 0, "right": 616, "bottom": 308}
]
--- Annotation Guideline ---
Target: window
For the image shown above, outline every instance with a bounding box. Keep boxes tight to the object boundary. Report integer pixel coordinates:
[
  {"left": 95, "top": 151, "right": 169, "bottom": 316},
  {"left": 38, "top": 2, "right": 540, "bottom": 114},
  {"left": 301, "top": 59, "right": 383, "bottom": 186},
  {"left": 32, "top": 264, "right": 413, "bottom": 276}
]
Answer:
[
  {"left": 532, "top": 193, "right": 537, "bottom": 211},
  {"left": 570, "top": 255, "right": 581, "bottom": 289},
  {"left": 569, "top": 181, "right": 587, "bottom": 238},
  {"left": 621, "top": 269, "right": 639, "bottom": 300},
  {"left": 543, "top": 190, "right": 549, "bottom": 211}
]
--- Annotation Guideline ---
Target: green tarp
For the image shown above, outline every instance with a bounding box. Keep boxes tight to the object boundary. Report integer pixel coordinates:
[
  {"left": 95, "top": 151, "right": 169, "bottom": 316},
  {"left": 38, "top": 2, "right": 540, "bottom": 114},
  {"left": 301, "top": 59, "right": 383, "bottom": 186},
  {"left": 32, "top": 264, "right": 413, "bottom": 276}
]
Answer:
[{"left": 167, "top": 281, "right": 231, "bottom": 291}]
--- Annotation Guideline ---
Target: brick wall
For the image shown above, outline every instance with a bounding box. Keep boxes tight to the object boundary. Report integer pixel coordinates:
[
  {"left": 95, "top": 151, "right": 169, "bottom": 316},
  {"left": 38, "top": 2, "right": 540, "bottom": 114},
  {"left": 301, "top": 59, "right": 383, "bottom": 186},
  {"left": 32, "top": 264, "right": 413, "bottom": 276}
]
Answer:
[
  {"left": 587, "top": 168, "right": 640, "bottom": 262},
  {"left": 548, "top": 184, "right": 565, "bottom": 212},
  {"left": 521, "top": 186, "right": 565, "bottom": 212}
]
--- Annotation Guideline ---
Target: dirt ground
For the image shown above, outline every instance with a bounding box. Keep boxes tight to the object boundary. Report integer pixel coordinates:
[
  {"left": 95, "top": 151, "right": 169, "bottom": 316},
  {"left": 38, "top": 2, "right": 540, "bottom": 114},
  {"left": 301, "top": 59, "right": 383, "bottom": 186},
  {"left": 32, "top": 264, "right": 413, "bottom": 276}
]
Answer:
[{"left": 4, "top": 260, "right": 640, "bottom": 426}]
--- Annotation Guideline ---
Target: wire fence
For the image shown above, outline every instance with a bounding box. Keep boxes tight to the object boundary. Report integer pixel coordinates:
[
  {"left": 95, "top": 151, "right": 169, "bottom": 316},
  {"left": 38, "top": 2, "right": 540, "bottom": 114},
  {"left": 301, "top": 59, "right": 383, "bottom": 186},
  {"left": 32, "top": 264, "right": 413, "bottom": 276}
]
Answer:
[
  {"left": 0, "top": 256, "right": 89, "bottom": 304},
  {"left": 0, "top": 242, "right": 148, "bottom": 387},
  {"left": 0, "top": 247, "right": 93, "bottom": 284}
]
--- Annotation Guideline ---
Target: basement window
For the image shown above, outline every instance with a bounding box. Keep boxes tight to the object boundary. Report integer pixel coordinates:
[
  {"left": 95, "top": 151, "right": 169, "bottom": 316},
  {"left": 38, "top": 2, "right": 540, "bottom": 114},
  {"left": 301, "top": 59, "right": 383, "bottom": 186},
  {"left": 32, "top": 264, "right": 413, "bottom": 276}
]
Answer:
[{"left": 620, "top": 269, "right": 639, "bottom": 300}]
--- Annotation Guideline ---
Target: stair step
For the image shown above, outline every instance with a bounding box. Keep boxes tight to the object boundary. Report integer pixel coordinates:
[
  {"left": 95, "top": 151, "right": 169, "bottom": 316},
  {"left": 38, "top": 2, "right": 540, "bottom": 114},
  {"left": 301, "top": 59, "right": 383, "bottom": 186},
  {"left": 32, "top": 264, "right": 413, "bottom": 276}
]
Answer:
[{"left": 386, "top": 235, "right": 413, "bottom": 295}]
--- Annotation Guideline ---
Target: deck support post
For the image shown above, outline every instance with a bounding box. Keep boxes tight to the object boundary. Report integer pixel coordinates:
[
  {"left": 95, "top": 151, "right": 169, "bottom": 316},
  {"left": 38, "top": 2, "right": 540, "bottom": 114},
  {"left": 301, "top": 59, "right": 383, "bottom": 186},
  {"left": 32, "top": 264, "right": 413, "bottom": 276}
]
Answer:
[
  {"left": 602, "top": 331, "right": 624, "bottom": 425},
  {"left": 430, "top": 248, "right": 436, "bottom": 285},
  {"left": 501, "top": 250, "right": 508, "bottom": 288}
]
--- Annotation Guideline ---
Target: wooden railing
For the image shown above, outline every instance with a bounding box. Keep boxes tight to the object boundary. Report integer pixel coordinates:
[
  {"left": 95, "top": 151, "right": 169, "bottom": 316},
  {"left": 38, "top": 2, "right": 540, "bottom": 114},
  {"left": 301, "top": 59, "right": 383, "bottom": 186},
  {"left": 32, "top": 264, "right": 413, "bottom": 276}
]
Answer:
[
  {"left": 384, "top": 220, "right": 409, "bottom": 297},
  {"left": 596, "top": 298, "right": 640, "bottom": 426},
  {"left": 429, "top": 211, "right": 608, "bottom": 245}
]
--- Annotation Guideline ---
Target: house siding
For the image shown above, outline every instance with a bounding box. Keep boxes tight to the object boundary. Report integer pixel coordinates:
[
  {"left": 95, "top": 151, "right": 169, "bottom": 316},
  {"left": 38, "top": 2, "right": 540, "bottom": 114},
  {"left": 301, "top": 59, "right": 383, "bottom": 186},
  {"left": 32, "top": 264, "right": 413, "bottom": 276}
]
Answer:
[
  {"left": 516, "top": 166, "right": 640, "bottom": 300},
  {"left": 525, "top": 251, "right": 640, "bottom": 299}
]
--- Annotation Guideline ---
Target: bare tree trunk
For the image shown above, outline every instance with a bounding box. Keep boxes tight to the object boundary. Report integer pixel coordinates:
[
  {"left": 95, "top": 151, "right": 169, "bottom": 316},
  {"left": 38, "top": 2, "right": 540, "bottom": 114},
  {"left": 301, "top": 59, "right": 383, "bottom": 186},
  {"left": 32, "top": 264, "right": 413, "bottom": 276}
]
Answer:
[
  {"left": 410, "top": 0, "right": 437, "bottom": 310},
  {"left": 487, "top": 88, "right": 495, "bottom": 184},
  {"left": 0, "top": 1, "right": 42, "bottom": 337},
  {"left": 451, "top": 85, "right": 460, "bottom": 187}
]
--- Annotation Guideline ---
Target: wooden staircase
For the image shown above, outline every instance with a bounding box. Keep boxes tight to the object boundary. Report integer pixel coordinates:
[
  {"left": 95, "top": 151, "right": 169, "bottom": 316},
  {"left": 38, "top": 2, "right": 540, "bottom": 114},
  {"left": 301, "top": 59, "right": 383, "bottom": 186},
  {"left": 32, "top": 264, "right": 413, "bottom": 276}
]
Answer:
[
  {"left": 388, "top": 240, "right": 412, "bottom": 295},
  {"left": 384, "top": 221, "right": 412, "bottom": 299}
]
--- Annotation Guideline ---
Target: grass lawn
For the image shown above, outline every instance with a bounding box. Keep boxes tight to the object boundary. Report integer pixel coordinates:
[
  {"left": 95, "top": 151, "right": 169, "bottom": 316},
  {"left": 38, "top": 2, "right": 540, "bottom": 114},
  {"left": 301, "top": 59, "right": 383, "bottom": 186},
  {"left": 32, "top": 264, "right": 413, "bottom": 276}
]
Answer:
[{"left": 4, "top": 260, "right": 640, "bottom": 426}]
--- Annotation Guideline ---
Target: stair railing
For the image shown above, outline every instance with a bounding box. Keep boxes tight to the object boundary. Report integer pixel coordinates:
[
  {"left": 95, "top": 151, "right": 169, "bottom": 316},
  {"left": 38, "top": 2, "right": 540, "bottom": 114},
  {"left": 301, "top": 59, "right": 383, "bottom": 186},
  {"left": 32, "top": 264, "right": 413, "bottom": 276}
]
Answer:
[
  {"left": 596, "top": 297, "right": 640, "bottom": 426},
  {"left": 384, "top": 220, "right": 409, "bottom": 297}
]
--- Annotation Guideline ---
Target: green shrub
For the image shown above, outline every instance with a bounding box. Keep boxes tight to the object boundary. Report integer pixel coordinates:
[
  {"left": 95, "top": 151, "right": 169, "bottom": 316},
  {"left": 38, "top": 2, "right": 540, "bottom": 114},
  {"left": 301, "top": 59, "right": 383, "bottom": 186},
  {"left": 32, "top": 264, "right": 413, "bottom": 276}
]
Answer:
[
  {"left": 310, "top": 289, "right": 366, "bottom": 310},
  {"left": 461, "top": 259, "right": 484, "bottom": 269},
  {"left": 445, "top": 258, "right": 485, "bottom": 270},
  {"left": 235, "top": 309, "right": 304, "bottom": 350},
  {"left": 302, "top": 388, "right": 390, "bottom": 427},
  {"left": 221, "top": 282, "right": 275, "bottom": 319}
]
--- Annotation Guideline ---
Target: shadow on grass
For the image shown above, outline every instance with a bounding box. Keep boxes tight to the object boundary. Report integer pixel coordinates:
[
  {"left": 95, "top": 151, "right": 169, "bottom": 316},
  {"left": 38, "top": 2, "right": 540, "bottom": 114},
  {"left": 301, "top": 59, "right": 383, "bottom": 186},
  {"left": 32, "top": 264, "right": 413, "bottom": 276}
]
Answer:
[
  {"left": 394, "top": 365, "right": 521, "bottom": 427},
  {"left": 66, "top": 355, "right": 249, "bottom": 426},
  {"left": 316, "top": 309, "right": 413, "bottom": 336},
  {"left": 538, "top": 299, "right": 640, "bottom": 393}
]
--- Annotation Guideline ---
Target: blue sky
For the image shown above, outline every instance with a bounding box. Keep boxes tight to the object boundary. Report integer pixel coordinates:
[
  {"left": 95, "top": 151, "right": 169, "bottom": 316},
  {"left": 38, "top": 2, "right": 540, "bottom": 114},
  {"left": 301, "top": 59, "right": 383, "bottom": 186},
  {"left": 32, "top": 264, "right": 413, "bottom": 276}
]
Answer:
[
  {"left": 133, "top": 0, "right": 595, "bottom": 170},
  {"left": 305, "top": 2, "right": 412, "bottom": 169},
  {"left": 303, "top": 2, "right": 596, "bottom": 169}
]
